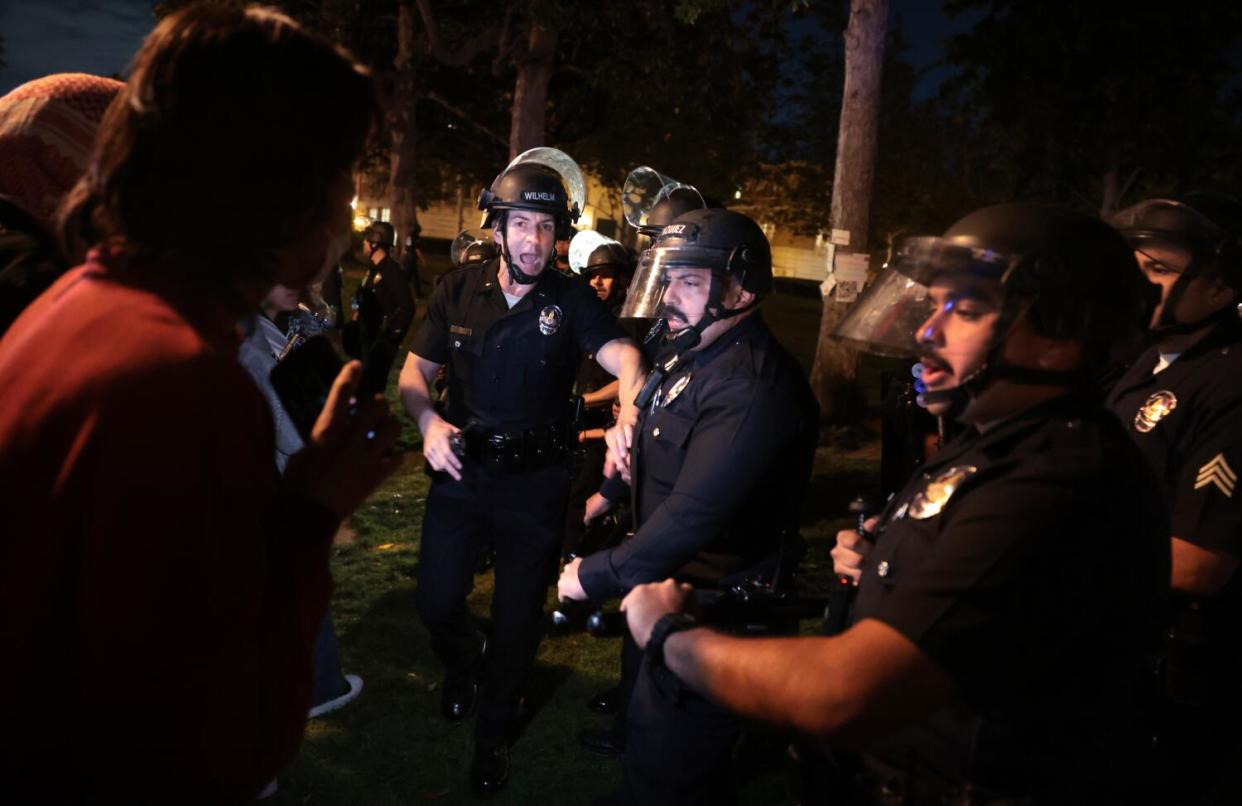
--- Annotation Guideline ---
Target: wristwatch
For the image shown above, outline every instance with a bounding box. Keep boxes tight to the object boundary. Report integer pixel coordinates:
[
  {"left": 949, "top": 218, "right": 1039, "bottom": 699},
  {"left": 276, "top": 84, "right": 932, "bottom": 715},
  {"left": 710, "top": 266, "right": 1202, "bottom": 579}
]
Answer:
[{"left": 645, "top": 612, "right": 699, "bottom": 669}]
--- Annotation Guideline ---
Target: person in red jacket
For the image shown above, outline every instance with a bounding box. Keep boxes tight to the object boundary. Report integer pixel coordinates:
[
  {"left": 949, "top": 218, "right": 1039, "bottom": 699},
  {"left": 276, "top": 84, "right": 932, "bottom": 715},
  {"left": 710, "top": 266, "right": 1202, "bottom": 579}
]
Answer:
[{"left": 0, "top": 6, "right": 396, "bottom": 802}]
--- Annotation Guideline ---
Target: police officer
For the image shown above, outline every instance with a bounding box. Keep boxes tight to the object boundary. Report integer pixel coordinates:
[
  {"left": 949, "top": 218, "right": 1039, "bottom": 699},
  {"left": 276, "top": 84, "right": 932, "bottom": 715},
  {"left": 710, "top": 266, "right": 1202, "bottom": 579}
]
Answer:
[
  {"left": 346, "top": 220, "right": 415, "bottom": 359},
  {"left": 1106, "top": 194, "right": 1242, "bottom": 802},
  {"left": 621, "top": 203, "right": 1170, "bottom": 804},
  {"left": 564, "top": 235, "right": 638, "bottom": 558},
  {"left": 401, "top": 227, "right": 426, "bottom": 297},
  {"left": 397, "top": 150, "right": 645, "bottom": 792},
  {"left": 557, "top": 208, "right": 820, "bottom": 801}
]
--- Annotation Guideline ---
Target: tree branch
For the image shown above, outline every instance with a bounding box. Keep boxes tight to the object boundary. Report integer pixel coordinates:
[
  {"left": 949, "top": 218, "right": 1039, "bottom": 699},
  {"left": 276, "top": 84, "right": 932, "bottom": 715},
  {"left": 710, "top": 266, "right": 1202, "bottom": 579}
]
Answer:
[
  {"left": 492, "top": 3, "right": 516, "bottom": 77},
  {"left": 415, "top": 0, "right": 500, "bottom": 66},
  {"left": 424, "top": 91, "right": 508, "bottom": 148}
]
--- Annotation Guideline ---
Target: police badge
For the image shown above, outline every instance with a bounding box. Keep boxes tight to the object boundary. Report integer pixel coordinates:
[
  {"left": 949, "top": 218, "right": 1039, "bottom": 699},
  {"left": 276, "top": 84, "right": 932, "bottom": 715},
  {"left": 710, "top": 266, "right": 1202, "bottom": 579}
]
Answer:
[
  {"left": 661, "top": 373, "right": 692, "bottom": 407},
  {"left": 907, "top": 465, "right": 978, "bottom": 520},
  {"left": 1134, "top": 390, "right": 1177, "bottom": 433},
  {"left": 538, "top": 304, "right": 563, "bottom": 336}
]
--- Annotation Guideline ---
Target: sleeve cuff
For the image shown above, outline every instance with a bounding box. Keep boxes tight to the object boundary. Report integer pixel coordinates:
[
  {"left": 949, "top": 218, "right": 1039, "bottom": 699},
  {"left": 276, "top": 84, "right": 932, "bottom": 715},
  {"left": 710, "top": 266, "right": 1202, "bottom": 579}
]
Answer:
[{"left": 579, "top": 550, "right": 624, "bottom": 602}]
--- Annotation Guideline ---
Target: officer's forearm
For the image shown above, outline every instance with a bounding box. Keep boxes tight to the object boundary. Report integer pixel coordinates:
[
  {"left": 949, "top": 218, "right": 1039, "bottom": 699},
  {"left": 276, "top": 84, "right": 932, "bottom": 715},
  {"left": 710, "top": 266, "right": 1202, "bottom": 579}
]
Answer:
[
  {"left": 398, "top": 352, "right": 443, "bottom": 433},
  {"left": 582, "top": 380, "right": 620, "bottom": 408},
  {"left": 1171, "top": 536, "right": 1239, "bottom": 596},
  {"left": 595, "top": 339, "right": 646, "bottom": 409},
  {"left": 662, "top": 619, "right": 955, "bottom": 743}
]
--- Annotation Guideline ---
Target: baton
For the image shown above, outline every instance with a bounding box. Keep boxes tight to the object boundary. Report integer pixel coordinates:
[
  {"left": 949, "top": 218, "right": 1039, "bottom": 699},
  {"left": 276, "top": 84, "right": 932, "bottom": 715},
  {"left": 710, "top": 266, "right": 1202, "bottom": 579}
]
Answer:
[{"left": 822, "top": 494, "right": 877, "bottom": 635}]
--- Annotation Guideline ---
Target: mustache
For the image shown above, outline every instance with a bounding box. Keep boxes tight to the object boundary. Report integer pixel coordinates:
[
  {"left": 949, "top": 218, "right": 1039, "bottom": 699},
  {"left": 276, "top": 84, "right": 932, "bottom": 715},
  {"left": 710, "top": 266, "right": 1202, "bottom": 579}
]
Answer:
[
  {"left": 918, "top": 352, "right": 950, "bottom": 371},
  {"left": 660, "top": 303, "right": 690, "bottom": 322}
]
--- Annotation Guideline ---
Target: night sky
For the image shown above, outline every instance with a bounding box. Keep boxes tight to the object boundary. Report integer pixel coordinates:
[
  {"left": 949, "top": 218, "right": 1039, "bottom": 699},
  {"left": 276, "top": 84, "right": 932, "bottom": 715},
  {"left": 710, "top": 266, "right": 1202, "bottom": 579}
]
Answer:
[
  {"left": 0, "top": 0, "right": 154, "bottom": 93},
  {"left": 0, "top": 0, "right": 967, "bottom": 98}
]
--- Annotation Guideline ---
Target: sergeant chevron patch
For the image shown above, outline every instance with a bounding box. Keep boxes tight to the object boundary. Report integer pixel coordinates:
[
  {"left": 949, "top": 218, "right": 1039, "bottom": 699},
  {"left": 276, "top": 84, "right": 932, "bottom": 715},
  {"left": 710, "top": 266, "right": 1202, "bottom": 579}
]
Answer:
[{"left": 1195, "top": 454, "right": 1237, "bottom": 498}]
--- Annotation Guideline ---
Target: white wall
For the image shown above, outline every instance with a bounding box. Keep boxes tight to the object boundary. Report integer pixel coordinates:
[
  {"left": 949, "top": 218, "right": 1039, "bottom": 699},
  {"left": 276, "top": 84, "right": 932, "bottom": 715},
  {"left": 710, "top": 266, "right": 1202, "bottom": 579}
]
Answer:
[{"left": 771, "top": 245, "right": 828, "bottom": 281}]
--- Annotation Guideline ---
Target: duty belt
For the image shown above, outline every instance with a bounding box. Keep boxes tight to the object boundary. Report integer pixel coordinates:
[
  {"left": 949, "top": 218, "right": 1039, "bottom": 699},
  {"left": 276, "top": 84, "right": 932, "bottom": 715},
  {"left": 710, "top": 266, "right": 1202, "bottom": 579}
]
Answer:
[{"left": 457, "top": 421, "right": 573, "bottom": 474}]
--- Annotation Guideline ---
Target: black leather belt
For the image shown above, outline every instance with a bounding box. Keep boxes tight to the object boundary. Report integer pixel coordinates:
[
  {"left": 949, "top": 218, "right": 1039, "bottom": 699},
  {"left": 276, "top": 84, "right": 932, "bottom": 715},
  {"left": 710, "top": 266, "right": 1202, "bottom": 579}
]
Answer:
[{"left": 457, "top": 422, "right": 573, "bottom": 474}]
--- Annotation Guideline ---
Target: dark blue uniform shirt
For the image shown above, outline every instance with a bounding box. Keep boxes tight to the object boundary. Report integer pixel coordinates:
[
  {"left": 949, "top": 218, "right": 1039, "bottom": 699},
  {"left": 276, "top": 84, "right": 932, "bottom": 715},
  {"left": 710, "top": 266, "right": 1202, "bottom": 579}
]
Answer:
[
  {"left": 1106, "top": 317, "right": 1242, "bottom": 556},
  {"left": 409, "top": 259, "right": 625, "bottom": 430},
  {"left": 853, "top": 395, "right": 1169, "bottom": 801},
  {"left": 578, "top": 314, "right": 819, "bottom": 600}
]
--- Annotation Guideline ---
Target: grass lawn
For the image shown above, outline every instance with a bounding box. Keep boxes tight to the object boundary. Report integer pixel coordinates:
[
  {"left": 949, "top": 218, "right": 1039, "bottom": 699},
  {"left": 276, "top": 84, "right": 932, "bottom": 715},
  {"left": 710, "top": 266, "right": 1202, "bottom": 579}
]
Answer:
[{"left": 272, "top": 252, "right": 883, "bottom": 804}]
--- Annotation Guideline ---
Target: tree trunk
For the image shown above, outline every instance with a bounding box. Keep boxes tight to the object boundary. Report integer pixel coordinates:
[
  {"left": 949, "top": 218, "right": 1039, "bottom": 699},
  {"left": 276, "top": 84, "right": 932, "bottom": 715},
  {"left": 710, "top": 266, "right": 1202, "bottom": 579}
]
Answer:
[
  {"left": 508, "top": 6, "right": 556, "bottom": 160},
  {"left": 809, "top": 0, "right": 887, "bottom": 430},
  {"left": 389, "top": 0, "right": 420, "bottom": 256}
]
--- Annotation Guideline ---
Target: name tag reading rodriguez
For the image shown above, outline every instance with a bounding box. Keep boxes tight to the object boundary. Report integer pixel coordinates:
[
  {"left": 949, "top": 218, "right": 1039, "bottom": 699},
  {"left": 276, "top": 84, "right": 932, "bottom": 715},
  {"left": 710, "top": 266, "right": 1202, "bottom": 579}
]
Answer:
[{"left": 450, "top": 325, "right": 473, "bottom": 336}]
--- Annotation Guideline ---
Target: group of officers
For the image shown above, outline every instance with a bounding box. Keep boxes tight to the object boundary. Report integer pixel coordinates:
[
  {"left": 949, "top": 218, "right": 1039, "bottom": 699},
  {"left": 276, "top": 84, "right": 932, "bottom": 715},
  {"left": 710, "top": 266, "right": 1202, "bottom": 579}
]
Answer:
[{"left": 373, "top": 146, "right": 1242, "bottom": 805}]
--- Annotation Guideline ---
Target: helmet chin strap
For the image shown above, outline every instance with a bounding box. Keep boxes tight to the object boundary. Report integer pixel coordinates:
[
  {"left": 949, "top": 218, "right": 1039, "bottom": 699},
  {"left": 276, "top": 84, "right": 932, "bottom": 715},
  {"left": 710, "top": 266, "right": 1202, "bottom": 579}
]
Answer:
[
  {"left": 1152, "top": 285, "right": 1240, "bottom": 338},
  {"left": 917, "top": 305, "right": 1084, "bottom": 420},
  {"left": 918, "top": 354, "right": 1083, "bottom": 421},
  {"left": 498, "top": 225, "right": 544, "bottom": 286},
  {"left": 659, "top": 278, "right": 760, "bottom": 354},
  {"left": 1149, "top": 252, "right": 1242, "bottom": 337}
]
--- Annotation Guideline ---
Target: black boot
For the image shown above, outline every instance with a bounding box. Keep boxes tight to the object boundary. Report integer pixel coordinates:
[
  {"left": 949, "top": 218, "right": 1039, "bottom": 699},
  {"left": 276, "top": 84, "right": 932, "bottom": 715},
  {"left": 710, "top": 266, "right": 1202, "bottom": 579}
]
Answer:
[{"left": 440, "top": 639, "right": 486, "bottom": 722}]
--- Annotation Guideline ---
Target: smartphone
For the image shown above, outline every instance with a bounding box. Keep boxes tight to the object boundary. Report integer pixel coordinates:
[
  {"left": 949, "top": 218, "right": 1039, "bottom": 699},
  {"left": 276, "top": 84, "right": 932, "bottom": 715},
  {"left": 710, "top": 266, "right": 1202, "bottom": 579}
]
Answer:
[{"left": 270, "top": 333, "right": 400, "bottom": 439}]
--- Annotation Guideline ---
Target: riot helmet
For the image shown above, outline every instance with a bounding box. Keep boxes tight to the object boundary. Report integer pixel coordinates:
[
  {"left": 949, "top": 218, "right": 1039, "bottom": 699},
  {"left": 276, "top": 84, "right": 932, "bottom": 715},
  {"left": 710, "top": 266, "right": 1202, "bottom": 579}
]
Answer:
[
  {"left": 478, "top": 147, "right": 584, "bottom": 286},
  {"left": 363, "top": 220, "right": 395, "bottom": 250},
  {"left": 834, "top": 203, "right": 1149, "bottom": 418},
  {"left": 450, "top": 228, "right": 499, "bottom": 269},
  {"left": 621, "top": 207, "right": 772, "bottom": 351},
  {"left": 569, "top": 229, "right": 635, "bottom": 305},
  {"left": 622, "top": 166, "right": 709, "bottom": 238},
  {"left": 568, "top": 229, "right": 634, "bottom": 277},
  {"left": 1111, "top": 193, "right": 1242, "bottom": 334}
]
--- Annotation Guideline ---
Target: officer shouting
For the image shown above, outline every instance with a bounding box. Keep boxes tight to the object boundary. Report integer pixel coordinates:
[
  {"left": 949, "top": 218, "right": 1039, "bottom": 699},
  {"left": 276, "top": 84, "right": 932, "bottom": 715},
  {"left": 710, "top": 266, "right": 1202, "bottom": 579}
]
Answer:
[
  {"left": 398, "top": 149, "right": 645, "bottom": 793},
  {"left": 622, "top": 204, "right": 1169, "bottom": 804},
  {"left": 557, "top": 209, "right": 819, "bottom": 801}
]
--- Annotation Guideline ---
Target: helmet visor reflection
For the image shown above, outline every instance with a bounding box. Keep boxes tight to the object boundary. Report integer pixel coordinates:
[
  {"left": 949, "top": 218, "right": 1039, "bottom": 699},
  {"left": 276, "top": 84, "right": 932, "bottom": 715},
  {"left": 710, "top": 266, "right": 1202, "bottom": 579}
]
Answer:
[
  {"left": 832, "top": 236, "right": 1018, "bottom": 357},
  {"left": 619, "top": 246, "right": 731, "bottom": 319}
]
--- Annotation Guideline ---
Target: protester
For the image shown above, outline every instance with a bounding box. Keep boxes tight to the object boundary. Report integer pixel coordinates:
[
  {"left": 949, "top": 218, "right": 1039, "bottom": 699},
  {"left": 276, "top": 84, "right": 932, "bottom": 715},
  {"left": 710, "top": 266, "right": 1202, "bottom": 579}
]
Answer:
[{"left": 0, "top": 6, "right": 396, "bottom": 801}]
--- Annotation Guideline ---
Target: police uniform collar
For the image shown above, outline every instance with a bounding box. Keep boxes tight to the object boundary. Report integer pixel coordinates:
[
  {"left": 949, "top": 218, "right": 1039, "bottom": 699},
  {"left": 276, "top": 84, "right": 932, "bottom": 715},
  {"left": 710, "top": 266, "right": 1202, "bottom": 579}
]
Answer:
[
  {"left": 477, "top": 258, "right": 558, "bottom": 300},
  {"left": 684, "top": 310, "right": 765, "bottom": 366},
  {"left": 934, "top": 392, "right": 1093, "bottom": 468},
  {"left": 1171, "top": 313, "right": 1242, "bottom": 361},
  {"left": 1118, "top": 314, "right": 1242, "bottom": 396}
]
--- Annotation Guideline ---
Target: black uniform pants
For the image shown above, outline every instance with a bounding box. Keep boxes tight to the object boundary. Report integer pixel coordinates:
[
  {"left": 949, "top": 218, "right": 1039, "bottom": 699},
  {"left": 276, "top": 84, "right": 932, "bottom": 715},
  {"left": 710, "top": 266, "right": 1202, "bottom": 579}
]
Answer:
[
  {"left": 620, "top": 656, "right": 741, "bottom": 805},
  {"left": 415, "top": 464, "right": 569, "bottom": 743}
]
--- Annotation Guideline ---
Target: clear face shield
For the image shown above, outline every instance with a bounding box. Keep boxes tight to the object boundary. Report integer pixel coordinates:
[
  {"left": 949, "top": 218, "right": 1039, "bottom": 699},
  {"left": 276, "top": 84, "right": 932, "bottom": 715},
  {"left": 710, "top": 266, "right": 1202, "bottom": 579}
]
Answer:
[
  {"left": 619, "top": 244, "right": 731, "bottom": 320},
  {"left": 832, "top": 236, "right": 1015, "bottom": 358},
  {"left": 504, "top": 146, "right": 587, "bottom": 220},
  {"left": 622, "top": 166, "right": 704, "bottom": 231}
]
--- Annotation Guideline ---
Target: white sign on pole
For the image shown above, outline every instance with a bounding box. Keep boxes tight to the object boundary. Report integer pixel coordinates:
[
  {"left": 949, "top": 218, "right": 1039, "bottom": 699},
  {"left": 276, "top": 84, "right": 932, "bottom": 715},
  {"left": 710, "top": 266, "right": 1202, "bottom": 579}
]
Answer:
[
  {"left": 830, "top": 228, "right": 851, "bottom": 246},
  {"left": 819, "top": 243, "right": 837, "bottom": 298},
  {"left": 832, "top": 252, "right": 869, "bottom": 303}
]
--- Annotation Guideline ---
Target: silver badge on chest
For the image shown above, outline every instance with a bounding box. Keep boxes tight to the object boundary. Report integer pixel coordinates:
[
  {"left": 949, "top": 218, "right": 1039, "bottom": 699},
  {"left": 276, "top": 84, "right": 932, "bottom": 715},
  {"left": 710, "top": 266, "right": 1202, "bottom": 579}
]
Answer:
[
  {"left": 907, "top": 465, "right": 978, "bottom": 520},
  {"left": 661, "top": 373, "right": 692, "bottom": 407},
  {"left": 538, "top": 304, "right": 563, "bottom": 336},
  {"left": 1134, "top": 390, "right": 1177, "bottom": 433}
]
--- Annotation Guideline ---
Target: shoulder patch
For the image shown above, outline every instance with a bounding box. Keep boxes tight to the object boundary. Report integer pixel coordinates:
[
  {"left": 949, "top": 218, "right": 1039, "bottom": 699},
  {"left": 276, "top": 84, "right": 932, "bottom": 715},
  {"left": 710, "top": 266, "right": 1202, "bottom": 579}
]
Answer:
[{"left": 1195, "top": 453, "right": 1237, "bottom": 498}]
